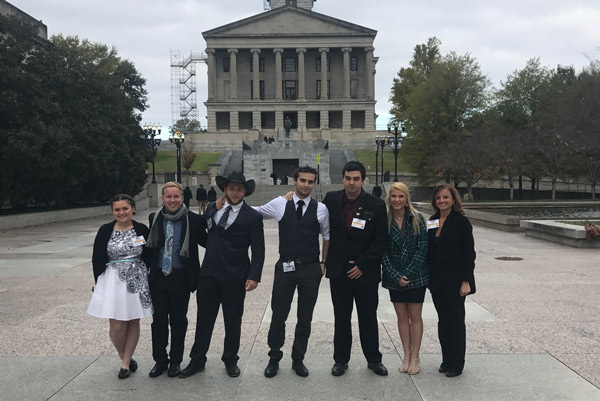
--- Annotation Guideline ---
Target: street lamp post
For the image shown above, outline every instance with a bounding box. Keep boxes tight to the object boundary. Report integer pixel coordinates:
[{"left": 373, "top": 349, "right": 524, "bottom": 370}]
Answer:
[
  {"left": 143, "top": 124, "right": 162, "bottom": 184},
  {"left": 374, "top": 136, "right": 380, "bottom": 185},
  {"left": 169, "top": 130, "right": 185, "bottom": 183},
  {"left": 380, "top": 137, "right": 387, "bottom": 183},
  {"left": 387, "top": 121, "right": 407, "bottom": 182}
]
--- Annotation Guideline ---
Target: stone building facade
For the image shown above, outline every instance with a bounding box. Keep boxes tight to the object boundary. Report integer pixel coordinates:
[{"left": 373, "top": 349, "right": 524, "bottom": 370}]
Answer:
[
  {"left": 0, "top": 0, "right": 47, "bottom": 39},
  {"left": 202, "top": 1, "right": 378, "bottom": 141}
]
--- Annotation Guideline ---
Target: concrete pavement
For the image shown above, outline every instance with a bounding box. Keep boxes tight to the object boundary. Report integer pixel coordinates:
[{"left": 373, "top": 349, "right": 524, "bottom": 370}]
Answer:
[{"left": 0, "top": 209, "right": 598, "bottom": 400}]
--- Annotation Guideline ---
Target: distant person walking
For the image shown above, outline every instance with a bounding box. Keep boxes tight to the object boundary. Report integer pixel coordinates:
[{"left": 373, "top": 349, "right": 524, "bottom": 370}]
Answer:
[
  {"left": 207, "top": 186, "right": 217, "bottom": 206},
  {"left": 196, "top": 184, "right": 207, "bottom": 214},
  {"left": 183, "top": 186, "right": 192, "bottom": 209},
  {"left": 88, "top": 194, "right": 152, "bottom": 379},
  {"left": 427, "top": 184, "right": 476, "bottom": 378},
  {"left": 381, "top": 182, "right": 428, "bottom": 375}
]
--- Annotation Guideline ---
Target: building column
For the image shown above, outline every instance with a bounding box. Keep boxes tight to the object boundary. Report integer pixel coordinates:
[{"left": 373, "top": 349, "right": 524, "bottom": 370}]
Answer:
[
  {"left": 364, "top": 47, "right": 374, "bottom": 100},
  {"left": 207, "top": 110, "right": 216, "bottom": 131},
  {"left": 319, "top": 48, "right": 329, "bottom": 99},
  {"left": 206, "top": 48, "right": 216, "bottom": 100},
  {"left": 253, "top": 110, "right": 261, "bottom": 130},
  {"left": 251, "top": 48, "right": 261, "bottom": 100},
  {"left": 342, "top": 47, "right": 352, "bottom": 100},
  {"left": 298, "top": 110, "right": 306, "bottom": 133},
  {"left": 343, "top": 109, "right": 352, "bottom": 130},
  {"left": 296, "top": 48, "right": 306, "bottom": 100},
  {"left": 274, "top": 48, "right": 283, "bottom": 100},
  {"left": 275, "top": 111, "right": 284, "bottom": 138},
  {"left": 230, "top": 111, "right": 239, "bottom": 132},
  {"left": 228, "top": 48, "right": 238, "bottom": 100}
]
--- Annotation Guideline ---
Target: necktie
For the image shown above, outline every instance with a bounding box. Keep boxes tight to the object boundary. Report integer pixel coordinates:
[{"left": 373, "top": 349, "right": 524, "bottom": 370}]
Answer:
[
  {"left": 161, "top": 220, "right": 174, "bottom": 276},
  {"left": 296, "top": 200, "right": 304, "bottom": 220},
  {"left": 218, "top": 206, "right": 232, "bottom": 231}
]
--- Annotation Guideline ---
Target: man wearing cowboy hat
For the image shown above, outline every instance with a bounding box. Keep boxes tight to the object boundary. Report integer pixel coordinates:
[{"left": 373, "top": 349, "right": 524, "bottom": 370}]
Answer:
[{"left": 180, "top": 171, "right": 265, "bottom": 379}]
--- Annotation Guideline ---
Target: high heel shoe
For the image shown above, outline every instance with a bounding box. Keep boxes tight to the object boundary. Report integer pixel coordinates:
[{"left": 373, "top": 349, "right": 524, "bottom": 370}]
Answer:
[{"left": 408, "top": 358, "right": 420, "bottom": 375}]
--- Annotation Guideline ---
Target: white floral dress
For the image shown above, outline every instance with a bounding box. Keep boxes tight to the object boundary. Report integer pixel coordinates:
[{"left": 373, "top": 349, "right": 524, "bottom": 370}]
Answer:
[{"left": 87, "top": 228, "right": 153, "bottom": 320}]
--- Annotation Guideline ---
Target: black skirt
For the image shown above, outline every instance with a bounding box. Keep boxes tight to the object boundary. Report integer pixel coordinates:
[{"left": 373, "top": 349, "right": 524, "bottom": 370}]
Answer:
[{"left": 389, "top": 285, "right": 427, "bottom": 303}]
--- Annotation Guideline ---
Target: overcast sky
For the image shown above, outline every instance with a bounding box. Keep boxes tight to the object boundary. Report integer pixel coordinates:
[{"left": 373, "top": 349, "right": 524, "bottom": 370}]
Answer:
[{"left": 11, "top": 0, "right": 600, "bottom": 134}]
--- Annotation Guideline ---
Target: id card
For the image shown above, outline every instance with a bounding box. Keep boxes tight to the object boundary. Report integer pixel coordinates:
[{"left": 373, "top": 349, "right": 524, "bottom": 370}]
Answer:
[
  {"left": 427, "top": 219, "right": 440, "bottom": 230},
  {"left": 132, "top": 236, "right": 146, "bottom": 246},
  {"left": 283, "top": 261, "right": 296, "bottom": 272},
  {"left": 351, "top": 218, "right": 366, "bottom": 230}
]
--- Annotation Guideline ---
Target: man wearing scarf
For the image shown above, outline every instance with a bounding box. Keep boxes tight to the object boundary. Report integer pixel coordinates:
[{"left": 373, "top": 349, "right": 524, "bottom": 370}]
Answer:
[{"left": 145, "top": 182, "right": 207, "bottom": 378}]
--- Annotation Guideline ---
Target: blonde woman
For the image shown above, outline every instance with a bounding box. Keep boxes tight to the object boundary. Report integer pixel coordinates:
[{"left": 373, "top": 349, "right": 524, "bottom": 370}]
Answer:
[{"left": 381, "top": 183, "right": 428, "bottom": 375}]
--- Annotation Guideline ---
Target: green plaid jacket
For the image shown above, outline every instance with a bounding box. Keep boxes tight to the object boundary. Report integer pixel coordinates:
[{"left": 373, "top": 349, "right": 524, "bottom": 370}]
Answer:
[{"left": 382, "top": 210, "right": 429, "bottom": 291}]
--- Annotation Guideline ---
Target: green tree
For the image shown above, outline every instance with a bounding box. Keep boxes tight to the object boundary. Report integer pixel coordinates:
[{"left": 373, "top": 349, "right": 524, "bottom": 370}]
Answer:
[
  {"left": 171, "top": 118, "right": 202, "bottom": 133},
  {"left": 493, "top": 58, "right": 551, "bottom": 200},
  {"left": 0, "top": 13, "right": 148, "bottom": 207}
]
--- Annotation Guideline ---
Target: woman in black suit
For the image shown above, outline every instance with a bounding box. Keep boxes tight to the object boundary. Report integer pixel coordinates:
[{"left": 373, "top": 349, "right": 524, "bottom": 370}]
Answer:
[
  {"left": 427, "top": 184, "right": 475, "bottom": 378},
  {"left": 87, "top": 194, "right": 152, "bottom": 379}
]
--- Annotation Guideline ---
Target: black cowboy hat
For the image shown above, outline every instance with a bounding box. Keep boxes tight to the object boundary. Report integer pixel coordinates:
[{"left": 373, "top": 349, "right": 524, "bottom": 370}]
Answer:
[{"left": 215, "top": 171, "right": 255, "bottom": 197}]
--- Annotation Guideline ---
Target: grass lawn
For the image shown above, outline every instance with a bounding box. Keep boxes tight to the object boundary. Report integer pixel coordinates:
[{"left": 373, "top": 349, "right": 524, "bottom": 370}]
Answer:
[
  {"left": 353, "top": 148, "right": 413, "bottom": 175},
  {"left": 151, "top": 151, "right": 221, "bottom": 172}
]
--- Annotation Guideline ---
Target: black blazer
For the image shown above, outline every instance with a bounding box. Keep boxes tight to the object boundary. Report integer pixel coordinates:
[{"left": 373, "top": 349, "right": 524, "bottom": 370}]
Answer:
[
  {"left": 91, "top": 220, "right": 151, "bottom": 284},
  {"left": 147, "top": 210, "right": 207, "bottom": 292},
  {"left": 322, "top": 189, "right": 388, "bottom": 281},
  {"left": 427, "top": 209, "right": 476, "bottom": 293},
  {"left": 200, "top": 201, "right": 265, "bottom": 283}
]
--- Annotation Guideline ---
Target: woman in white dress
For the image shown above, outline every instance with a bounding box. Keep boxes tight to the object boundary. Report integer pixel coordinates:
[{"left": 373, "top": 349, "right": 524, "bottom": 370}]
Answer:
[{"left": 88, "top": 194, "right": 153, "bottom": 379}]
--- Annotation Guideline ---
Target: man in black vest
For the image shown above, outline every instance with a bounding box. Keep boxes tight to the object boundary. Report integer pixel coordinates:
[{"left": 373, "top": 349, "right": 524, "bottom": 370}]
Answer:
[
  {"left": 255, "top": 166, "right": 330, "bottom": 378},
  {"left": 322, "top": 161, "right": 389, "bottom": 377},
  {"left": 145, "top": 182, "right": 207, "bottom": 378},
  {"left": 179, "top": 172, "right": 265, "bottom": 379}
]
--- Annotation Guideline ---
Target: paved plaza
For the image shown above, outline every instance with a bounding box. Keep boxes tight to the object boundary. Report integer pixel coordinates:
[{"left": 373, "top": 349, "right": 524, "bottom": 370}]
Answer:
[{"left": 0, "top": 208, "right": 598, "bottom": 400}]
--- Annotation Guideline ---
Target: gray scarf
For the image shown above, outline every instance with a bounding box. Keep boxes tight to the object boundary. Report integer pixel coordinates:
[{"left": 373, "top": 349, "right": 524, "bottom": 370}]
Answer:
[{"left": 146, "top": 204, "right": 190, "bottom": 257}]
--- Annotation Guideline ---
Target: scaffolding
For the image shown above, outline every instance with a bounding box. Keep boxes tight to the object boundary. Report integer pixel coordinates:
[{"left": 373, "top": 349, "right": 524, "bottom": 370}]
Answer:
[{"left": 170, "top": 50, "right": 207, "bottom": 127}]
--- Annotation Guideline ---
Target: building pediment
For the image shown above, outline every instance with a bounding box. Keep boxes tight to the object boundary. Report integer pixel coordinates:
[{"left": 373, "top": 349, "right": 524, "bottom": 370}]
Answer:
[{"left": 203, "top": 5, "right": 376, "bottom": 39}]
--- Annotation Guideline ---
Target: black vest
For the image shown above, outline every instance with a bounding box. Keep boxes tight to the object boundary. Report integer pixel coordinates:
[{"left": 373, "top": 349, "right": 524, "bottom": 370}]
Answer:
[{"left": 278, "top": 199, "right": 320, "bottom": 262}]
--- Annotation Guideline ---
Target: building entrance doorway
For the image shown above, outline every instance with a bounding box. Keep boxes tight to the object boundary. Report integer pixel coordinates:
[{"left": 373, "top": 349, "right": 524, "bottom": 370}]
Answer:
[{"left": 272, "top": 159, "right": 299, "bottom": 184}]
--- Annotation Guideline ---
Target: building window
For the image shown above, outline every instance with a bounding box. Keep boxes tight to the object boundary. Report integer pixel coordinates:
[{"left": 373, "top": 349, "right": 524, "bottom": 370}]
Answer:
[
  {"left": 316, "top": 56, "right": 330, "bottom": 72},
  {"left": 316, "top": 80, "right": 330, "bottom": 100},
  {"left": 284, "top": 80, "right": 297, "bottom": 100},
  {"left": 284, "top": 57, "right": 297, "bottom": 72},
  {"left": 351, "top": 56, "right": 358, "bottom": 71},
  {"left": 250, "top": 57, "right": 265, "bottom": 72},
  {"left": 260, "top": 80, "right": 265, "bottom": 100},
  {"left": 223, "top": 57, "right": 230, "bottom": 72}
]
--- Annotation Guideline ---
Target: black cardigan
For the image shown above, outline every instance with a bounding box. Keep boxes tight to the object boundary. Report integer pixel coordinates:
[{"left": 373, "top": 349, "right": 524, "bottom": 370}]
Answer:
[
  {"left": 427, "top": 209, "right": 476, "bottom": 293},
  {"left": 91, "top": 220, "right": 151, "bottom": 283}
]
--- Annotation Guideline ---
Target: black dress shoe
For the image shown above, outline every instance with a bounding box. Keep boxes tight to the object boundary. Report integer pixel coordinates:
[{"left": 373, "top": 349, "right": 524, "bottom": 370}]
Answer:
[
  {"left": 438, "top": 363, "right": 448, "bottom": 373},
  {"left": 225, "top": 363, "right": 240, "bottom": 377},
  {"left": 292, "top": 360, "right": 309, "bottom": 377},
  {"left": 118, "top": 368, "right": 130, "bottom": 379},
  {"left": 446, "top": 370, "right": 462, "bottom": 378},
  {"left": 367, "top": 362, "right": 389, "bottom": 376},
  {"left": 129, "top": 359, "right": 138, "bottom": 372},
  {"left": 264, "top": 360, "right": 279, "bottom": 378},
  {"left": 149, "top": 361, "right": 169, "bottom": 378},
  {"left": 331, "top": 362, "right": 348, "bottom": 376},
  {"left": 168, "top": 363, "right": 181, "bottom": 377},
  {"left": 179, "top": 360, "right": 205, "bottom": 378}
]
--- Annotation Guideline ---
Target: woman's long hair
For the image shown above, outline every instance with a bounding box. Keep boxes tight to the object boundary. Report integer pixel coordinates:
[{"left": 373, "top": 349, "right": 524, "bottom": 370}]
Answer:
[
  {"left": 431, "top": 184, "right": 464, "bottom": 215},
  {"left": 386, "top": 182, "right": 422, "bottom": 235}
]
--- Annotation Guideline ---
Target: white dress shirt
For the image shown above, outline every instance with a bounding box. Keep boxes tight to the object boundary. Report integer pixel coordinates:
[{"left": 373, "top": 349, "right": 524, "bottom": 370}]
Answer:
[
  {"left": 213, "top": 200, "right": 243, "bottom": 230},
  {"left": 253, "top": 194, "right": 330, "bottom": 240}
]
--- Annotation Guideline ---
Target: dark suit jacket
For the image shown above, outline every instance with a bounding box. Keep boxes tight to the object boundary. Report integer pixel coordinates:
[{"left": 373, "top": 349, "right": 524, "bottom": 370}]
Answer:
[
  {"left": 427, "top": 209, "right": 476, "bottom": 292},
  {"left": 92, "top": 220, "right": 151, "bottom": 284},
  {"left": 322, "top": 189, "right": 388, "bottom": 281},
  {"left": 200, "top": 201, "right": 265, "bottom": 283},
  {"left": 147, "top": 210, "right": 207, "bottom": 292}
]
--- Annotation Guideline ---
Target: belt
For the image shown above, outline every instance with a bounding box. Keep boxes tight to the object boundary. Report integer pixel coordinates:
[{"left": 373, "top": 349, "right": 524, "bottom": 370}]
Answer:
[{"left": 281, "top": 258, "right": 318, "bottom": 265}]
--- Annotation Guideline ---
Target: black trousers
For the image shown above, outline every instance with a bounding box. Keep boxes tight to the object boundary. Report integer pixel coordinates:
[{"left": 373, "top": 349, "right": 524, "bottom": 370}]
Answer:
[
  {"left": 431, "top": 286, "right": 466, "bottom": 372},
  {"left": 150, "top": 269, "right": 190, "bottom": 364},
  {"left": 330, "top": 275, "right": 382, "bottom": 364},
  {"left": 267, "top": 261, "right": 323, "bottom": 362},
  {"left": 189, "top": 276, "right": 246, "bottom": 365}
]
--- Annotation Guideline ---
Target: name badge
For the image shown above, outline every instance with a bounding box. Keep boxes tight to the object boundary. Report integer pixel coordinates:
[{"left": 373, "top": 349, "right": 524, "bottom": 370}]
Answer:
[
  {"left": 427, "top": 219, "right": 440, "bottom": 230},
  {"left": 351, "top": 218, "right": 366, "bottom": 230},
  {"left": 132, "top": 236, "right": 146, "bottom": 246},
  {"left": 283, "top": 261, "right": 295, "bottom": 272},
  {"left": 207, "top": 218, "right": 213, "bottom": 230}
]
